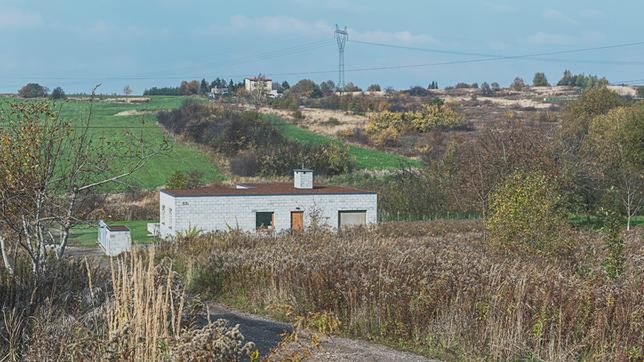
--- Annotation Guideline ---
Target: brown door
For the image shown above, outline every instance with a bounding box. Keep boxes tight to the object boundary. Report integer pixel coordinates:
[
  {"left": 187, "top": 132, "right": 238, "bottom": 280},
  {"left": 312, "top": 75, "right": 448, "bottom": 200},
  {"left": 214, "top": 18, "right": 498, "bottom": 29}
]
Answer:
[{"left": 291, "top": 211, "right": 304, "bottom": 232}]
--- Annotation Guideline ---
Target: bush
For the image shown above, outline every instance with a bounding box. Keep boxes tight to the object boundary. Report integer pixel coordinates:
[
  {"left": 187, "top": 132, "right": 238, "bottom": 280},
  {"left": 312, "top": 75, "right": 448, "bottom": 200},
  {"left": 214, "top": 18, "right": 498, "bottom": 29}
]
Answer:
[
  {"left": 18, "top": 83, "right": 48, "bottom": 98},
  {"left": 50, "top": 87, "right": 66, "bottom": 100},
  {"left": 230, "top": 151, "right": 260, "bottom": 176},
  {"left": 166, "top": 169, "right": 203, "bottom": 189},
  {"left": 367, "top": 84, "right": 381, "bottom": 92},
  {"left": 486, "top": 170, "right": 571, "bottom": 254}
]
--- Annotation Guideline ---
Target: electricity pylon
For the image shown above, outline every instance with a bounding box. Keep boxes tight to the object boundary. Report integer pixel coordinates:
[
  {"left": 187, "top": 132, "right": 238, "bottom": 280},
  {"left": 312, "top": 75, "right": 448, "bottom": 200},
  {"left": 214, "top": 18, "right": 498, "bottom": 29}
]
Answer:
[{"left": 334, "top": 25, "right": 348, "bottom": 91}]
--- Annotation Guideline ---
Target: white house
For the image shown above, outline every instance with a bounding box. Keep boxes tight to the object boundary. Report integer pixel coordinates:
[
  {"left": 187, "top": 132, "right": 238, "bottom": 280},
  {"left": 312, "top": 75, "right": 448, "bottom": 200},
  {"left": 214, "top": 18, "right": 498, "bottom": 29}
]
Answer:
[
  {"left": 244, "top": 76, "right": 273, "bottom": 93},
  {"left": 98, "top": 220, "right": 132, "bottom": 256},
  {"left": 157, "top": 169, "right": 377, "bottom": 238}
]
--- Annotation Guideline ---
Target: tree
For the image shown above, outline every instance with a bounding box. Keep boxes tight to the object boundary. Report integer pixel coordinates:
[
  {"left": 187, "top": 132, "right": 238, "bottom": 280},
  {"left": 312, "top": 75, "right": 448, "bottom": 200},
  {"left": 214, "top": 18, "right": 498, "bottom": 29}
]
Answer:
[
  {"left": 407, "top": 86, "right": 430, "bottom": 97},
  {"left": 533, "top": 72, "right": 550, "bottom": 87},
  {"left": 428, "top": 81, "right": 439, "bottom": 89},
  {"left": 18, "top": 83, "right": 48, "bottom": 98},
  {"left": 367, "top": 84, "right": 381, "bottom": 92},
  {"left": 582, "top": 105, "right": 643, "bottom": 230},
  {"left": 180, "top": 80, "right": 200, "bottom": 95},
  {"left": 50, "top": 87, "right": 66, "bottom": 100},
  {"left": 480, "top": 82, "right": 494, "bottom": 96},
  {"left": 199, "top": 78, "right": 209, "bottom": 95},
  {"left": 0, "top": 94, "right": 168, "bottom": 275},
  {"left": 637, "top": 86, "right": 644, "bottom": 98},
  {"left": 290, "top": 79, "right": 323, "bottom": 98},
  {"left": 123, "top": 85, "right": 133, "bottom": 98},
  {"left": 343, "top": 82, "right": 361, "bottom": 92},
  {"left": 486, "top": 170, "right": 569, "bottom": 254},
  {"left": 510, "top": 77, "right": 526, "bottom": 91},
  {"left": 319, "top": 80, "right": 335, "bottom": 96},
  {"left": 490, "top": 82, "right": 500, "bottom": 91},
  {"left": 558, "top": 70, "right": 574, "bottom": 86},
  {"left": 281, "top": 81, "right": 290, "bottom": 90},
  {"left": 248, "top": 75, "right": 269, "bottom": 108}
]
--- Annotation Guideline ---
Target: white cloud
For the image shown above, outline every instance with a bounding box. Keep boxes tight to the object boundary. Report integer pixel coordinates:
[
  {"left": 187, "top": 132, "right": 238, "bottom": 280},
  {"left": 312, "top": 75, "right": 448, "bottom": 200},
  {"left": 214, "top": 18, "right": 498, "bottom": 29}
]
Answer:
[
  {"left": 542, "top": 9, "right": 579, "bottom": 25},
  {"left": 222, "top": 15, "right": 437, "bottom": 45},
  {"left": 484, "top": 2, "right": 513, "bottom": 14},
  {"left": 230, "top": 15, "right": 332, "bottom": 36},
  {"left": 351, "top": 30, "right": 438, "bottom": 45},
  {"left": 527, "top": 31, "right": 606, "bottom": 45},
  {"left": 528, "top": 32, "right": 575, "bottom": 45},
  {"left": 0, "top": 8, "right": 41, "bottom": 29},
  {"left": 580, "top": 9, "right": 603, "bottom": 19}
]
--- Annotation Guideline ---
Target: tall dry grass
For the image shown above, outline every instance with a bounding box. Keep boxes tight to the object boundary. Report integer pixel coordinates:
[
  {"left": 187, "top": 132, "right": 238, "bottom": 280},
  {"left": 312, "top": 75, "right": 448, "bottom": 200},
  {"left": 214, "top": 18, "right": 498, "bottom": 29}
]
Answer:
[
  {"left": 1, "top": 248, "right": 257, "bottom": 361},
  {"left": 162, "top": 220, "right": 644, "bottom": 361}
]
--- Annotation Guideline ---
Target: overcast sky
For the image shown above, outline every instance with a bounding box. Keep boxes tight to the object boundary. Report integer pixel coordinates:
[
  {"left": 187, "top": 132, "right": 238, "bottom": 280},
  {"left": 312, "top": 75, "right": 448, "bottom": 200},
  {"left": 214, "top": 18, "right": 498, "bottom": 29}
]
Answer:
[{"left": 1, "top": 0, "right": 643, "bottom": 94}]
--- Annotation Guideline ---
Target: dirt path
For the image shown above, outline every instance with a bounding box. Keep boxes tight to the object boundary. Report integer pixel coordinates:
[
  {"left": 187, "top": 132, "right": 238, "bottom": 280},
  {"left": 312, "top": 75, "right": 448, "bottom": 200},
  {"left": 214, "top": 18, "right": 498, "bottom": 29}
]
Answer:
[{"left": 207, "top": 302, "right": 435, "bottom": 361}]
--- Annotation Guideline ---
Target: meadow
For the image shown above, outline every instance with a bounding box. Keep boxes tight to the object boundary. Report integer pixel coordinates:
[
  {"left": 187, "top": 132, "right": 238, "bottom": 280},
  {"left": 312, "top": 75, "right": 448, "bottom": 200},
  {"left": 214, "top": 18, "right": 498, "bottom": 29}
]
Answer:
[
  {"left": 0, "top": 96, "right": 223, "bottom": 190},
  {"left": 265, "top": 114, "right": 421, "bottom": 169}
]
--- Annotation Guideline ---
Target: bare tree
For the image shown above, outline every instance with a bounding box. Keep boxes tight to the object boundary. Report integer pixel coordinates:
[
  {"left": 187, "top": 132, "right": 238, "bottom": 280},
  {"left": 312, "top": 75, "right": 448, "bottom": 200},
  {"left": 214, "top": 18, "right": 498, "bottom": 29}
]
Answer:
[
  {"left": 0, "top": 87, "right": 168, "bottom": 274},
  {"left": 123, "top": 85, "right": 133, "bottom": 102}
]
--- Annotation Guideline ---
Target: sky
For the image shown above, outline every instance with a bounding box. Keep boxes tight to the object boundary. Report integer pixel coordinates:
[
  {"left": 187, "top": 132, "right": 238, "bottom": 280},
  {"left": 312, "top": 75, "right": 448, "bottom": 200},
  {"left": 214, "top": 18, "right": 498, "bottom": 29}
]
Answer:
[{"left": 1, "top": 0, "right": 643, "bottom": 94}]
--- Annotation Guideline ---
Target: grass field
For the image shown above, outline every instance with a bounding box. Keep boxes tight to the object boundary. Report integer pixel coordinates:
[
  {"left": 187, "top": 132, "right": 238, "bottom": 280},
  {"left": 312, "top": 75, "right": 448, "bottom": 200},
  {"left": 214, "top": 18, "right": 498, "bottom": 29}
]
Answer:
[
  {"left": 0, "top": 96, "right": 223, "bottom": 190},
  {"left": 68, "top": 220, "right": 155, "bottom": 246},
  {"left": 265, "top": 114, "right": 421, "bottom": 169}
]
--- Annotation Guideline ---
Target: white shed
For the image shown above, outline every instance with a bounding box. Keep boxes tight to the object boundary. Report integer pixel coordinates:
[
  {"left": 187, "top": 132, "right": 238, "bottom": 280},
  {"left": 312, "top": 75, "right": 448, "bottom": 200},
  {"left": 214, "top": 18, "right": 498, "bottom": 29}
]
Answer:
[
  {"left": 158, "top": 169, "right": 377, "bottom": 238},
  {"left": 98, "top": 220, "right": 132, "bottom": 256}
]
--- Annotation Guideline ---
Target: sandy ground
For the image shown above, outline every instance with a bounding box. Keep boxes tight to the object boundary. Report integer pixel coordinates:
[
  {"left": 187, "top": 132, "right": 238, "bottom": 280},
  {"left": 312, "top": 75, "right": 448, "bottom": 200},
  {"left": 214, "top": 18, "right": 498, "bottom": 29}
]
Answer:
[
  {"left": 260, "top": 107, "right": 368, "bottom": 136},
  {"left": 113, "top": 110, "right": 156, "bottom": 116}
]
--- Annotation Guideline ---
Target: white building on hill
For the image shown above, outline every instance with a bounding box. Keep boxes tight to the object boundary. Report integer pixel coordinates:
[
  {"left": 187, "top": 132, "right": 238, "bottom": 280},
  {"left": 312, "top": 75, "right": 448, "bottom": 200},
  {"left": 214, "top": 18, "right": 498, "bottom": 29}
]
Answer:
[{"left": 156, "top": 169, "right": 377, "bottom": 238}]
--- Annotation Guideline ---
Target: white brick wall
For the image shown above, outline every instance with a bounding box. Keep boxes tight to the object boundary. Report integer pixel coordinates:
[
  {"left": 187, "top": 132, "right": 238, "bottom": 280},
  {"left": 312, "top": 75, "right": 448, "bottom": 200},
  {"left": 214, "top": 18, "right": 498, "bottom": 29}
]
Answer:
[{"left": 158, "top": 192, "right": 377, "bottom": 238}]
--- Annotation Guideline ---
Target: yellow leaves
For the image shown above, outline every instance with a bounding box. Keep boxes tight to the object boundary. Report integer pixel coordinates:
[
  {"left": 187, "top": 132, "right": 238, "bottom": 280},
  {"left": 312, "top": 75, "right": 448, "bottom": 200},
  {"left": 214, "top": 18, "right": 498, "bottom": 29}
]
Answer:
[{"left": 366, "top": 103, "right": 465, "bottom": 135}]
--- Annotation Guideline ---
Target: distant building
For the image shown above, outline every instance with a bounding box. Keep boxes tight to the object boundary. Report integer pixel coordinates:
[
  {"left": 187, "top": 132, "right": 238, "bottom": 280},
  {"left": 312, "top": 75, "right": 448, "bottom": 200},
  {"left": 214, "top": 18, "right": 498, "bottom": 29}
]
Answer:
[
  {"left": 244, "top": 76, "right": 273, "bottom": 93},
  {"left": 209, "top": 87, "right": 229, "bottom": 98},
  {"left": 156, "top": 169, "right": 377, "bottom": 237},
  {"left": 98, "top": 220, "right": 131, "bottom": 256}
]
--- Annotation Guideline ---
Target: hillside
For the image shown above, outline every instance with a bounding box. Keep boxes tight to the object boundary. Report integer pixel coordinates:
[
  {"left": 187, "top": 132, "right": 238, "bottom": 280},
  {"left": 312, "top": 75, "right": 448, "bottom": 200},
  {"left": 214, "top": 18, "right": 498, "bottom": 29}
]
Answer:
[{"left": 0, "top": 96, "right": 223, "bottom": 190}]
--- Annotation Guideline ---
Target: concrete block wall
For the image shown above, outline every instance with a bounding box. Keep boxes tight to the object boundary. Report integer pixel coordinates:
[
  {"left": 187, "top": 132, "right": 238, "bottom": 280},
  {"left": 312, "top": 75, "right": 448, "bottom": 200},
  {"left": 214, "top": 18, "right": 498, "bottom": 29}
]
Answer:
[{"left": 158, "top": 192, "right": 377, "bottom": 238}]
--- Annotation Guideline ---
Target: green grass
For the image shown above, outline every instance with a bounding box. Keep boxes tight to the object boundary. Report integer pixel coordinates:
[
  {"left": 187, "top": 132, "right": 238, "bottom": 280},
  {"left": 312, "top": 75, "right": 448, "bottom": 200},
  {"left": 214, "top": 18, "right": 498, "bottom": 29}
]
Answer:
[
  {"left": 569, "top": 214, "right": 644, "bottom": 229},
  {"left": 69, "top": 220, "right": 155, "bottom": 246},
  {"left": 0, "top": 95, "right": 223, "bottom": 190},
  {"left": 265, "top": 114, "right": 421, "bottom": 169}
]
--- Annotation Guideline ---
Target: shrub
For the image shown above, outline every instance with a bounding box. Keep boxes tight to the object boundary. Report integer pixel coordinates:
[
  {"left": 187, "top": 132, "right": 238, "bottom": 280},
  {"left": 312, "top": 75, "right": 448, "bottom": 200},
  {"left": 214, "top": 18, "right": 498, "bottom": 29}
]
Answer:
[
  {"left": 166, "top": 169, "right": 203, "bottom": 189},
  {"left": 50, "top": 87, "right": 66, "bottom": 100},
  {"left": 18, "top": 83, "right": 48, "bottom": 98},
  {"left": 486, "top": 170, "right": 571, "bottom": 254},
  {"left": 230, "top": 151, "right": 260, "bottom": 176}
]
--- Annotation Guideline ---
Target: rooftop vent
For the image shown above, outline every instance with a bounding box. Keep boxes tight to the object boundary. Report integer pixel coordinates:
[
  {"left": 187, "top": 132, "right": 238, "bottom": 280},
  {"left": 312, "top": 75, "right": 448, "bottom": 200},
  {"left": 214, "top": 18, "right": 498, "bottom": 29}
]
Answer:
[
  {"left": 294, "top": 168, "right": 314, "bottom": 189},
  {"left": 235, "top": 184, "right": 256, "bottom": 190}
]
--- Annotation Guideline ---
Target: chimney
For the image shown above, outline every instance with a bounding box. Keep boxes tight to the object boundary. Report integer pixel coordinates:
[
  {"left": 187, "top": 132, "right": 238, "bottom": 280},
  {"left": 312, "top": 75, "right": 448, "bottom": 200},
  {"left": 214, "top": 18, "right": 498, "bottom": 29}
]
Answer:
[{"left": 294, "top": 168, "right": 314, "bottom": 189}]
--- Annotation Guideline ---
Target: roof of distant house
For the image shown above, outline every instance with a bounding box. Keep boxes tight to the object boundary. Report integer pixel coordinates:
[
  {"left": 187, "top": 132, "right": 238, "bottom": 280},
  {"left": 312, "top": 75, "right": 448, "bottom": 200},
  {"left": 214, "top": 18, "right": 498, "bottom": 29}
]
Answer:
[
  {"left": 161, "top": 183, "right": 375, "bottom": 197},
  {"left": 245, "top": 77, "right": 272, "bottom": 81}
]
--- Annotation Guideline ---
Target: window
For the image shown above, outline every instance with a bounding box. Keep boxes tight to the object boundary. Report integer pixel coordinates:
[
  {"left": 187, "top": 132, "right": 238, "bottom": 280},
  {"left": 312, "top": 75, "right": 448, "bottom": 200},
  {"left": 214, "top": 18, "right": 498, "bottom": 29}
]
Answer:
[
  {"left": 168, "top": 208, "right": 173, "bottom": 229},
  {"left": 161, "top": 205, "right": 166, "bottom": 225},
  {"left": 256, "top": 212, "right": 274, "bottom": 230}
]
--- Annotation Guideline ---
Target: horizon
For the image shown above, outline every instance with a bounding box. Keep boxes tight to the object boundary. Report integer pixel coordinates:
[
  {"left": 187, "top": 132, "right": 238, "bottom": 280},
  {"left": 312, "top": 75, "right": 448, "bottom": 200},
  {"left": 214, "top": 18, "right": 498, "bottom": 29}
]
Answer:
[{"left": 2, "top": 0, "right": 644, "bottom": 94}]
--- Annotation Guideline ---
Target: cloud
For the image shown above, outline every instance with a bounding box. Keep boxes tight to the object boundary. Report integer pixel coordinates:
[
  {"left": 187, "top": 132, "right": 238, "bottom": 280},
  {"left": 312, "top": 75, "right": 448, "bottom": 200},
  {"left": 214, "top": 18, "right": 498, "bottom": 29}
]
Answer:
[
  {"left": 542, "top": 9, "right": 579, "bottom": 25},
  {"left": 580, "top": 9, "right": 603, "bottom": 19},
  {"left": 0, "top": 8, "right": 42, "bottom": 29},
  {"left": 351, "top": 30, "right": 438, "bottom": 45},
  {"left": 221, "top": 15, "right": 437, "bottom": 45},
  {"left": 527, "top": 31, "right": 606, "bottom": 45},
  {"left": 484, "top": 2, "right": 513, "bottom": 13},
  {"left": 230, "top": 15, "right": 332, "bottom": 36}
]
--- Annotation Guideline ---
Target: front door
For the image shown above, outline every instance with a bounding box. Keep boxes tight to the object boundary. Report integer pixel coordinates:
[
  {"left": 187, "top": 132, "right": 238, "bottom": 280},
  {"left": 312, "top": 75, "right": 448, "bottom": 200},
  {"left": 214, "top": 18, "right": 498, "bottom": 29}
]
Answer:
[{"left": 291, "top": 211, "right": 304, "bottom": 232}]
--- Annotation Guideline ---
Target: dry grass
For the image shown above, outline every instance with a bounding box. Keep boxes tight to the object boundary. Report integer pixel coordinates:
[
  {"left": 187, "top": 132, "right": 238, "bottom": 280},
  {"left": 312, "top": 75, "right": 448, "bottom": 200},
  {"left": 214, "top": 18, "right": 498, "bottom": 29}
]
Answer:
[
  {"left": 1, "top": 249, "right": 257, "bottom": 361},
  {"left": 161, "top": 221, "right": 644, "bottom": 361}
]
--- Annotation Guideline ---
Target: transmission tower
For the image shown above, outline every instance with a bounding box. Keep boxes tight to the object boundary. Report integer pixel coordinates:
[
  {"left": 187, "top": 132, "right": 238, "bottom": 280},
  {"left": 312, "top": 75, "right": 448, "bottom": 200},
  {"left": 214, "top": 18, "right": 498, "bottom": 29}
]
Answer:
[{"left": 334, "top": 25, "right": 348, "bottom": 90}]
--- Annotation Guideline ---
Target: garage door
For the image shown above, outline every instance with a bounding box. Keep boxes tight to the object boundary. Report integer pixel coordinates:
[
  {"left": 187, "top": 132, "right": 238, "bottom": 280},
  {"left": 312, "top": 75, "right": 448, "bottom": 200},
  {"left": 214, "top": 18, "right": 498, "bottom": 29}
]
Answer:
[{"left": 338, "top": 210, "right": 366, "bottom": 228}]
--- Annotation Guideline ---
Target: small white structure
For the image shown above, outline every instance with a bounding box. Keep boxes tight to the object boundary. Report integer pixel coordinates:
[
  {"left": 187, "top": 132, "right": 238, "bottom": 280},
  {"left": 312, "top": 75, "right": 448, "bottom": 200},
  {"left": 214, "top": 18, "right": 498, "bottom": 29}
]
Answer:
[
  {"left": 158, "top": 169, "right": 377, "bottom": 238},
  {"left": 244, "top": 76, "right": 273, "bottom": 93},
  {"left": 98, "top": 220, "right": 132, "bottom": 256}
]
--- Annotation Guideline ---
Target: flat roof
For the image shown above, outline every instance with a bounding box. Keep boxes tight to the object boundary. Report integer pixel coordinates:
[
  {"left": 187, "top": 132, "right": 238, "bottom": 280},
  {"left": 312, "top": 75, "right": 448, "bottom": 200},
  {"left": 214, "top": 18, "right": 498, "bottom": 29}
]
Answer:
[
  {"left": 107, "top": 225, "right": 130, "bottom": 232},
  {"left": 161, "top": 182, "right": 376, "bottom": 197}
]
